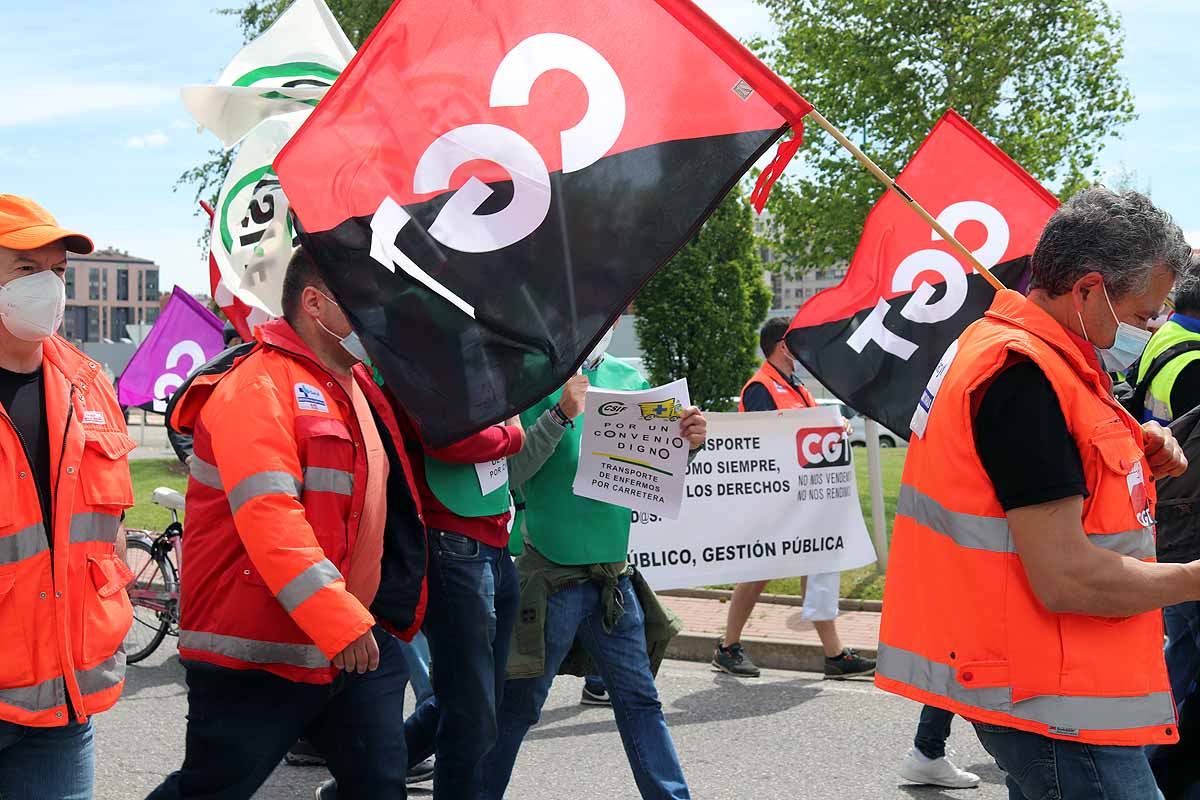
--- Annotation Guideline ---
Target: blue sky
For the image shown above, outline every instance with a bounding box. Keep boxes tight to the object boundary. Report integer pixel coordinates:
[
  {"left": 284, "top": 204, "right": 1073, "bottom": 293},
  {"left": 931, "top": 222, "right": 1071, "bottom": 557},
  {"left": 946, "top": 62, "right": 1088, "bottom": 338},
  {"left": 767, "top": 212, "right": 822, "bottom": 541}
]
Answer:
[{"left": 1, "top": 0, "right": 1196, "bottom": 296}]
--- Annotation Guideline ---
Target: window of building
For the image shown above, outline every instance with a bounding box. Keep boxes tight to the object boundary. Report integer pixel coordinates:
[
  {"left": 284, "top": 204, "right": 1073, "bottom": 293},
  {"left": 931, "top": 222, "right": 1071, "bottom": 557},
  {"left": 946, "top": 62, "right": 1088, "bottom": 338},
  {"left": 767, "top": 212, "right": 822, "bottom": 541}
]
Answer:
[
  {"left": 111, "top": 307, "right": 133, "bottom": 340},
  {"left": 88, "top": 268, "right": 100, "bottom": 300},
  {"left": 145, "top": 270, "right": 159, "bottom": 301},
  {"left": 117, "top": 269, "right": 129, "bottom": 301},
  {"left": 63, "top": 306, "right": 87, "bottom": 341},
  {"left": 65, "top": 268, "right": 76, "bottom": 300},
  {"left": 145, "top": 306, "right": 160, "bottom": 325},
  {"left": 138, "top": 271, "right": 143, "bottom": 302},
  {"left": 86, "top": 307, "right": 99, "bottom": 342},
  {"left": 102, "top": 269, "right": 109, "bottom": 301}
]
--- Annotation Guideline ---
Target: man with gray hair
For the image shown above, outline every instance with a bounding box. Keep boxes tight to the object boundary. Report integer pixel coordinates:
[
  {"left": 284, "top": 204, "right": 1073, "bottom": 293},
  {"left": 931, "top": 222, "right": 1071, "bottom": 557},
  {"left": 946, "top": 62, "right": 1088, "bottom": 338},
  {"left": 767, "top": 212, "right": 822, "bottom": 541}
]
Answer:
[{"left": 876, "top": 187, "right": 1194, "bottom": 799}]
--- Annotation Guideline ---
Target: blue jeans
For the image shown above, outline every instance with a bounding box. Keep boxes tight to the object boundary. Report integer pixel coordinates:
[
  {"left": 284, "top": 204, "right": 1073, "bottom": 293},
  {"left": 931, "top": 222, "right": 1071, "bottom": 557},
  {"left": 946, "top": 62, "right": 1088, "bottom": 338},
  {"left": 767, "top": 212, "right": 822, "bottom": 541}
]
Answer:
[
  {"left": 974, "top": 722, "right": 1165, "bottom": 800},
  {"left": 0, "top": 718, "right": 93, "bottom": 800},
  {"left": 914, "top": 704, "right": 954, "bottom": 760},
  {"left": 403, "top": 529, "right": 519, "bottom": 798},
  {"left": 1149, "top": 601, "right": 1200, "bottom": 798},
  {"left": 148, "top": 625, "right": 410, "bottom": 800},
  {"left": 400, "top": 630, "right": 434, "bottom": 707},
  {"left": 481, "top": 575, "right": 690, "bottom": 800}
]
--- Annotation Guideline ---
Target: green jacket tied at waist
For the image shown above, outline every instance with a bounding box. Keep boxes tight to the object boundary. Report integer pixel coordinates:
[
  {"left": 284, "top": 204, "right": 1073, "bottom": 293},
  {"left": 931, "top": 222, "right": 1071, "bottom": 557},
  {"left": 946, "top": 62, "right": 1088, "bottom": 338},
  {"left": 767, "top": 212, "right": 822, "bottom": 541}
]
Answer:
[{"left": 506, "top": 543, "right": 683, "bottom": 680}]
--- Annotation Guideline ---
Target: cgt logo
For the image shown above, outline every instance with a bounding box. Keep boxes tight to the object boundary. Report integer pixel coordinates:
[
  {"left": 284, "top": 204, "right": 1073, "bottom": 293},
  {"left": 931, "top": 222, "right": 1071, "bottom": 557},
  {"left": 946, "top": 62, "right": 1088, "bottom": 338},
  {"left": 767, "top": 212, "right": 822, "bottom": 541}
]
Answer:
[{"left": 796, "top": 427, "right": 851, "bottom": 468}]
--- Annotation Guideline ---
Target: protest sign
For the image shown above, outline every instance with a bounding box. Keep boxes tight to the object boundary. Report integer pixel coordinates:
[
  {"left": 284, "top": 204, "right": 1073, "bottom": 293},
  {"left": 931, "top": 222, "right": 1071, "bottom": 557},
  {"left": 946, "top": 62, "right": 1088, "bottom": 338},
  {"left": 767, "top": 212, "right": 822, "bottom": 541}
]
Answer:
[
  {"left": 573, "top": 378, "right": 691, "bottom": 518},
  {"left": 627, "top": 405, "right": 877, "bottom": 589}
]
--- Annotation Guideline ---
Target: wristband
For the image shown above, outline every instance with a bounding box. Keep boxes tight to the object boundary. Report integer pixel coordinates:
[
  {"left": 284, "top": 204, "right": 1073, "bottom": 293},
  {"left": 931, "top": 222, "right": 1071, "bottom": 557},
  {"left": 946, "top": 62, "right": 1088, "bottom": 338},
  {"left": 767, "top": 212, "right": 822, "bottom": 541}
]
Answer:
[{"left": 550, "top": 404, "right": 575, "bottom": 429}]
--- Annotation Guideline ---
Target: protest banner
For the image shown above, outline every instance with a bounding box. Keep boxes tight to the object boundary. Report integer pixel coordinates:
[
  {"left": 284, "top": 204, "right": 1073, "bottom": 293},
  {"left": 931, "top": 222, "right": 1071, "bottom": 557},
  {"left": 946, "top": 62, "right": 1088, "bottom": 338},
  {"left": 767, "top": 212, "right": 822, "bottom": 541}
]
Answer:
[
  {"left": 574, "top": 378, "right": 692, "bottom": 518},
  {"left": 627, "top": 405, "right": 877, "bottom": 589},
  {"left": 117, "top": 287, "right": 226, "bottom": 412}
]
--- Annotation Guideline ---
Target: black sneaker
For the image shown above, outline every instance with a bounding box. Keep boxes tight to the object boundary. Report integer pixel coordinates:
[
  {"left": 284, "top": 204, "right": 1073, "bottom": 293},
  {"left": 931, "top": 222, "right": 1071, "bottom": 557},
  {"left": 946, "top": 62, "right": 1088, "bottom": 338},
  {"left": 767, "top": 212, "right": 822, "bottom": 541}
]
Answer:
[
  {"left": 285, "top": 738, "right": 327, "bottom": 767},
  {"left": 407, "top": 757, "right": 435, "bottom": 785},
  {"left": 711, "top": 641, "right": 761, "bottom": 677},
  {"left": 824, "top": 648, "right": 876, "bottom": 680},
  {"left": 581, "top": 683, "right": 612, "bottom": 706}
]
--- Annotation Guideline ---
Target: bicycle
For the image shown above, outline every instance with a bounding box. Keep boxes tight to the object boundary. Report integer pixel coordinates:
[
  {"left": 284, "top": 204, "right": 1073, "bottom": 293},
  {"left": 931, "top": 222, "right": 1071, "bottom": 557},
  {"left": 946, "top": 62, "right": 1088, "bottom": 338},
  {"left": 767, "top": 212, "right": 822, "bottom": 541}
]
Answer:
[{"left": 123, "top": 486, "right": 185, "bottom": 664}]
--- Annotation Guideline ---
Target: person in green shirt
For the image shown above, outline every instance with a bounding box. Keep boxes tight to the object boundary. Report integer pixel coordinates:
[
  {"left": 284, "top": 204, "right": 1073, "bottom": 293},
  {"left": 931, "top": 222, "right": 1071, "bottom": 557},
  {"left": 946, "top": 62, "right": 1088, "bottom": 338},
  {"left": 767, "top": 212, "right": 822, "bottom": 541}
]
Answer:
[{"left": 482, "top": 329, "right": 707, "bottom": 800}]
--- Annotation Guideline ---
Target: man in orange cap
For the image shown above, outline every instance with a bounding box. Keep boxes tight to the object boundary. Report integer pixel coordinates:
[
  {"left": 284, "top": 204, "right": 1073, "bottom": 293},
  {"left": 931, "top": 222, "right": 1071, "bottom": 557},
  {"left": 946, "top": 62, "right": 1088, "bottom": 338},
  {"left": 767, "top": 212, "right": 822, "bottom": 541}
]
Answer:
[{"left": 0, "top": 195, "right": 135, "bottom": 800}]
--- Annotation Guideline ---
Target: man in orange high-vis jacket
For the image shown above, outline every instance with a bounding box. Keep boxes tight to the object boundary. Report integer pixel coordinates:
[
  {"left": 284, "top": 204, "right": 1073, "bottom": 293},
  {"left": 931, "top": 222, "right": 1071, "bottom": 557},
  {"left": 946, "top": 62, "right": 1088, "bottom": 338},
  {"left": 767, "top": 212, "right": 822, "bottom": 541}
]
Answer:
[
  {"left": 876, "top": 187, "right": 1197, "bottom": 800},
  {"left": 0, "top": 196, "right": 135, "bottom": 800},
  {"left": 714, "top": 317, "right": 875, "bottom": 682},
  {"left": 149, "top": 247, "right": 428, "bottom": 800}
]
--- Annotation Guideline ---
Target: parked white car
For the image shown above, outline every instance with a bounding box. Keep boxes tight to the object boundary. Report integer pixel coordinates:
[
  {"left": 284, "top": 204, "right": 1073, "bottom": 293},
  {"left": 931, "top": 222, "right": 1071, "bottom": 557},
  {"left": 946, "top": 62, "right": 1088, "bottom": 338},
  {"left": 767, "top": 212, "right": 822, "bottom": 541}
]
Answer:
[{"left": 816, "top": 398, "right": 905, "bottom": 448}]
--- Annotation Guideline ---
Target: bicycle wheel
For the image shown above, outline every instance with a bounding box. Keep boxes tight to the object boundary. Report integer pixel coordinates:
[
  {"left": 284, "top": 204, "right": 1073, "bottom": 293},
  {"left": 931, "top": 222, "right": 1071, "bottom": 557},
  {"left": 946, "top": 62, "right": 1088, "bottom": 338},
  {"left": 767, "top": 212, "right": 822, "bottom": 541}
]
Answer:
[{"left": 123, "top": 535, "right": 178, "bottom": 663}]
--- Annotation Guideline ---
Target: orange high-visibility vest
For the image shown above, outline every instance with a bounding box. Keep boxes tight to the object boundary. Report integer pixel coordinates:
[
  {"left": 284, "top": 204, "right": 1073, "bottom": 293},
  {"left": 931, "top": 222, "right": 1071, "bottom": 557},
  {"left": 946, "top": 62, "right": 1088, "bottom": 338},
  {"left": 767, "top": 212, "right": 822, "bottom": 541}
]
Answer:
[
  {"left": 0, "top": 336, "right": 135, "bottom": 727},
  {"left": 876, "top": 290, "right": 1176, "bottom": 746},
  {"left": 738, "top": 361, "right": 815, "bottom": 412}
]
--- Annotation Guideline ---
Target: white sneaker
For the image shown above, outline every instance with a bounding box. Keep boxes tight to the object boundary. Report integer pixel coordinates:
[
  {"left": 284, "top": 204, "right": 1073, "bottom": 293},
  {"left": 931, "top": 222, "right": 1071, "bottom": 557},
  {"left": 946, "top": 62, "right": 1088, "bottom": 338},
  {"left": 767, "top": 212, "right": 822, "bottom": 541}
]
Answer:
[{"left": 900, "top": 748, "right": 981, "bottom": 789}]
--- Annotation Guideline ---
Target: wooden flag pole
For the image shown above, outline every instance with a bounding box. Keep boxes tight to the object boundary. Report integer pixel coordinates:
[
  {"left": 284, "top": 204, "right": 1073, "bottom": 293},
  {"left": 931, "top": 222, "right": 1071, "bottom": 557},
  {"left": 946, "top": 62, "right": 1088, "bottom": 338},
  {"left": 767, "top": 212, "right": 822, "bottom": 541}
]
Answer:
[{"left": 804, "top": 108, "right": 1006, "bottom": 292}]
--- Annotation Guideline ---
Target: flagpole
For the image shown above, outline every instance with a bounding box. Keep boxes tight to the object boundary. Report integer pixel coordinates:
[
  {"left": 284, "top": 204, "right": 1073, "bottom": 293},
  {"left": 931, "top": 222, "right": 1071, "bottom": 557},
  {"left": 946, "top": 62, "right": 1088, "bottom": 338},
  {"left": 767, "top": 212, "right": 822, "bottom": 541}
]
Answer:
[{"left": 804, "top": 109, "right": 1006, "bottom": 292}]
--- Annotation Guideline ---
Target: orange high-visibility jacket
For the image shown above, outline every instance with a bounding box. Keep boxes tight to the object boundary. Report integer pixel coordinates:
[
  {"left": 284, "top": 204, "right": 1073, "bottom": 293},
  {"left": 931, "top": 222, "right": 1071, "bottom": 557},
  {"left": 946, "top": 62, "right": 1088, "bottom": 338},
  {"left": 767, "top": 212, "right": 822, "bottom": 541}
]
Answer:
[
  {"left": 876, "top": 290, "right": 1176, "bottom": 746},
  {"left": 170, "top": 319, "right": 426, "bottom": 684},
  {"left": 738, "top": 361, "right": 815, "bottom": 412},
  {"left": 0, "top": 336, "right": 135, "bottom": 726}
]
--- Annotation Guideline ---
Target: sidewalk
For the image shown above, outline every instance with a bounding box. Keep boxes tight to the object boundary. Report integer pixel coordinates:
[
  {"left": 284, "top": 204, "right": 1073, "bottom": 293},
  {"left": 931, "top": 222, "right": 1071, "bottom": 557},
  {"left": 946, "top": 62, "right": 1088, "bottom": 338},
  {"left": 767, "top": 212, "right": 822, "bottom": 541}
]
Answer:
[{"left": 659, "top": 591, "right": 881, "bottom": 672}]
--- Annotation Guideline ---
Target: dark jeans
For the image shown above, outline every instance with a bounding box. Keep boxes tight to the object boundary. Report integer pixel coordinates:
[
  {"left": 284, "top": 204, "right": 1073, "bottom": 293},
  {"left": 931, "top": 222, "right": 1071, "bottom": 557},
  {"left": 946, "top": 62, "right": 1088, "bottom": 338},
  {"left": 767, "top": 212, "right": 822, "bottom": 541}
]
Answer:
[
  {"left": 0, "top": 719, "right": 93, "bottom": 800},
  {"left": 481, "top": 575, "right": 690, "bottom": 800},
  {"left": 1149, "top": 601, "right": 1200, "bottom": 798},
  {"left": 403, "top": 529, "right": 519, "bottom": 798},
  {"left": 974, "top": 722, "right": 1164, "bottom": 800},
  {"left": 914, "top": 704, "right": 955, "bottom": 760},
  {"left": 147, "top": 626, "right": 410, "bottom": 800}
]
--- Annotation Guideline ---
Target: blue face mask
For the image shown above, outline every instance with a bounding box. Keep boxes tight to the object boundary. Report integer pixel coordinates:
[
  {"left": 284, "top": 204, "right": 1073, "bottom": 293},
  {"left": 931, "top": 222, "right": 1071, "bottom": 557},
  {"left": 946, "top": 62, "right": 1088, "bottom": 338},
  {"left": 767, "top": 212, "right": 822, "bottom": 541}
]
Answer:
[{"left": 1078, "top": 284, "right": 1152, "bottom": 373}]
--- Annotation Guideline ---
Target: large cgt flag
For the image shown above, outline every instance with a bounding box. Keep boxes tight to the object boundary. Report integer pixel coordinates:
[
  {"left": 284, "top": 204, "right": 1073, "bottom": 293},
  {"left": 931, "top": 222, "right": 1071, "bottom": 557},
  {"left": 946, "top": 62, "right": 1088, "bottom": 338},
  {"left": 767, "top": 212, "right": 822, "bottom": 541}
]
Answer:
[
  {"left": 786, "top": 110, "right": 1060, "bottom": 439},
  {"left": 274, "top": 0, "right": 811, "bottom": 447}
]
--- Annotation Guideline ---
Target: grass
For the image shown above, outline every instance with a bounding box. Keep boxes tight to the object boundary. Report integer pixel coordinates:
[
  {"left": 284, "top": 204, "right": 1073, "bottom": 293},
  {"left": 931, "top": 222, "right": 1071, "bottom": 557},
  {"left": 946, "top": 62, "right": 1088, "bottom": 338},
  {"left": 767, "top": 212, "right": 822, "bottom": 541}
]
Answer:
[
  {"left": 707, "top": 447, "right": 907, "bottom": 601},
  {"left": 126, "top": 459, "right": 189, "bottom": 532},
  {"left": 124, "top": 449, "right": 908, "bottom": 599}
]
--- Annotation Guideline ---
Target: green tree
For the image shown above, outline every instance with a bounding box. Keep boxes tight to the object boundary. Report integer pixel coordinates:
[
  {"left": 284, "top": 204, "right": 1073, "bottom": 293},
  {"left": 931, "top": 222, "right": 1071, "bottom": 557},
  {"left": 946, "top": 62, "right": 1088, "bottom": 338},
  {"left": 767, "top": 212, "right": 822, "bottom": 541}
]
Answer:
[
  {"left": 178, "top": 1, "right": 391, "bottom": 237},
  {"left": 756, "top": 0, "right": 1135, "bottom": 275},
  {"left": 634, "top": 192, "right": 772, "bottom": 411}
]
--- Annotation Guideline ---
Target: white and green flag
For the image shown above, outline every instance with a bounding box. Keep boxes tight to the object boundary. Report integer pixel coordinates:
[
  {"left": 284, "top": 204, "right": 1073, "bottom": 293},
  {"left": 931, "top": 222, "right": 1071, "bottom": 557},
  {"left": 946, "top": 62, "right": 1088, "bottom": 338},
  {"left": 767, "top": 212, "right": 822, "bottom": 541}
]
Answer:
[{"left": 181, "top": 0, "right": 354, "bottom": 148}]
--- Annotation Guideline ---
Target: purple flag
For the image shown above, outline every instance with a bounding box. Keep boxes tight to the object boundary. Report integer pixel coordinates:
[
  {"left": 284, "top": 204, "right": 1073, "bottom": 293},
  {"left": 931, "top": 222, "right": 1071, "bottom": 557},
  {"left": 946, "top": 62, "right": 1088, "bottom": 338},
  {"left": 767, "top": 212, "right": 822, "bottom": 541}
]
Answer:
[{"left": 118, "top": 286, "right": 225, "bottom": 412}]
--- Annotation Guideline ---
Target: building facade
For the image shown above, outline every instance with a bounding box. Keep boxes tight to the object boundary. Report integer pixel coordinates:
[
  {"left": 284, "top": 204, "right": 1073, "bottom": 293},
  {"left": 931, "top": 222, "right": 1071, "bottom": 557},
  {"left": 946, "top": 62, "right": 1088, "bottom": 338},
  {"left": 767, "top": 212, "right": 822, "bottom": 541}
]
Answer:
[{"left": 62, "top": 248, "right": 162, "bottom": 343}]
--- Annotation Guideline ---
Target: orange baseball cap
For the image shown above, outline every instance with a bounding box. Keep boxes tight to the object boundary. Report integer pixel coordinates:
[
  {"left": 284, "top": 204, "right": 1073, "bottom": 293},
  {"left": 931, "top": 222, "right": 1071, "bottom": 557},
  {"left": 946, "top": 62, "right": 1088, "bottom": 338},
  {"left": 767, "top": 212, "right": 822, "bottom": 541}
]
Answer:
[{"left": 0, "top": 195, "right": 94, "bottom": 254}]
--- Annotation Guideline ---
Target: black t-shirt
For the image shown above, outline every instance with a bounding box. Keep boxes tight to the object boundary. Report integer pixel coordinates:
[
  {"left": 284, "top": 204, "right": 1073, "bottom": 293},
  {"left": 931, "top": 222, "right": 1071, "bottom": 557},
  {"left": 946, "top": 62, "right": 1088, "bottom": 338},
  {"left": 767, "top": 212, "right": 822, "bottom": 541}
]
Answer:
[
  {"left": 0, "top": 367, "right": 53, "bottom": 537},
  {"left": 973, "top": 360, "right": 1088, "bottom": 510},
  {"left": 741, "top": 368, "right": 807, "bottom": 412},
  {"left": 1170, "top": 361, "right": 1200, "bottom": 420}
]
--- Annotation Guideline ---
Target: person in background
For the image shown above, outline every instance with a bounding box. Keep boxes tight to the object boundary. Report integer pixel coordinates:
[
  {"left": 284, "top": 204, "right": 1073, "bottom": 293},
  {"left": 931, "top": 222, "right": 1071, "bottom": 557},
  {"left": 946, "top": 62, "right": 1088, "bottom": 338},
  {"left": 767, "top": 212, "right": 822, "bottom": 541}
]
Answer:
[
  {"left": 482, "top": 325, "right": 705, "bottom": 800},
  {"left": 0, "top": 195, "right": 135, "bottom": 800},
  {"left": 148, "top": 247, "right": 428, "bottom": 799},
  {"left": 713, "top": 317, "right": 875, "bottom": 681}
]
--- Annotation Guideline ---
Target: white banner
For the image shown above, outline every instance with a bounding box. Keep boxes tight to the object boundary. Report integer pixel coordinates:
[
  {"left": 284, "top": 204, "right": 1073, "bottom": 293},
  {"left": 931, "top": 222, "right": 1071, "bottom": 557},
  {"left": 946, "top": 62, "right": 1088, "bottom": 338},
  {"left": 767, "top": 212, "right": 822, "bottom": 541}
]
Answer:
[
  {"left": 627, "top": 406, "right": 877, "bottom": 590},
  {"left": 573, "top": 378, "right": 691, "bottom": 519}
]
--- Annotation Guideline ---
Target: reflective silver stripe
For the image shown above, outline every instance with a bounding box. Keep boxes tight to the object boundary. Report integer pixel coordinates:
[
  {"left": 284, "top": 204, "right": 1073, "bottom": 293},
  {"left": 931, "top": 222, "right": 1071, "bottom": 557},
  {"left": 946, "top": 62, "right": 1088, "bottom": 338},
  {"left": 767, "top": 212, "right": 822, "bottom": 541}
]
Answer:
[
  {"left": 897, "top": 484, "right": 1014, "bottom": 554},
  {"left": 0, "top": 651, "right": 126, "bottom": 712},
  {"left": 0, "top": 523, "right": 48, "bottom": 565},
  {"left": 276, "top": 559, "right": 344, "bottom": 613},
  {"left": 1089, "top": 527, "right": 1155, "bottom": 560},
  {"left": 900, "top": 485, "right": 1156, "bottom": 560},
  {"left": 76, "top": 650, "right": 126, "bottom": 697},
  {"left": 179, "top": 629, "right": 330, "bottom": 669},
  {"left": 226, "top": 471, "right": 302, "bottom": 516},
  {"left": 302, "top": 467, "right": 354, "bottom": 497},
  {"left": 189, "top": 455, "right": 223, "bottom": 490},
  {"left": 878, "top": 642, "right": 1175, "bottom": 732},
  {"left": 68, "top": 512, "right": 120, "bottom": 545}
]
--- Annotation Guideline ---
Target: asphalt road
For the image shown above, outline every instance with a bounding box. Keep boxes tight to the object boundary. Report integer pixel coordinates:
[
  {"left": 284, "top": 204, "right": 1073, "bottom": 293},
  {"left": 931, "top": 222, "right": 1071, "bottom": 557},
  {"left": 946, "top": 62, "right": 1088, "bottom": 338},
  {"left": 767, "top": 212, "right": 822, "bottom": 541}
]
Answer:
[{"left": 94, "top": 636, "right": 1008, "bottom": 799}]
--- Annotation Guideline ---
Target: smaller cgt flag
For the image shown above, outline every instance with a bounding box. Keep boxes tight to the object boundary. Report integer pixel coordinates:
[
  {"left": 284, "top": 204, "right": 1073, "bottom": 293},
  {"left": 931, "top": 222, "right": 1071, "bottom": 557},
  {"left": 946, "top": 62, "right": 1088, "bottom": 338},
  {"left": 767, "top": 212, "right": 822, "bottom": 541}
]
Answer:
[
  {"left": 786, "top": 110, "right": 1060, "bottom": 439},
  {"left": 274, "top": 0, "right": 811, "bottom": 447}
]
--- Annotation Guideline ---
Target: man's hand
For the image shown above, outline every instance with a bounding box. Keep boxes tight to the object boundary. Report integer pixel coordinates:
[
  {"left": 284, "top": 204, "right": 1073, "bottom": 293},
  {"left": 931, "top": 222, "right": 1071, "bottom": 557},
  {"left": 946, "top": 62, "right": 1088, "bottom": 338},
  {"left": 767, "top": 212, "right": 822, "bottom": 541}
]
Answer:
[
  {"left": 679, "top": 407, "right": 707, "bottom": 450},
  {"left": 842, "top": 417, "right": 854, "bottom": 437},
  {"left": 557, "top": 374, "right": 590, "bottom": 419},
  {"left": 332, "top": 629, "right": 380, "bottom": 674},
  {"left": 505, "top": 415, "right": 524, "bottom": 433},
  {"left": 1143, "top": 421, "right": 1188, "bottom": 479}
]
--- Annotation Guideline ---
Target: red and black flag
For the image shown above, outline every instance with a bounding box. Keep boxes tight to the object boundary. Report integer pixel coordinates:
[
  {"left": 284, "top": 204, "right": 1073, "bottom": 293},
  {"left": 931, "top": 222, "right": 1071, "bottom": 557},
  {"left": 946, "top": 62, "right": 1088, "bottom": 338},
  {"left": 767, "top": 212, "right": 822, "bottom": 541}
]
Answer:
[
  {"left": 274, "top": 0, "right": 811, "bottom": 446},
  {"left": 786, "top": 110, "right": 1060, "bottom": 439}
]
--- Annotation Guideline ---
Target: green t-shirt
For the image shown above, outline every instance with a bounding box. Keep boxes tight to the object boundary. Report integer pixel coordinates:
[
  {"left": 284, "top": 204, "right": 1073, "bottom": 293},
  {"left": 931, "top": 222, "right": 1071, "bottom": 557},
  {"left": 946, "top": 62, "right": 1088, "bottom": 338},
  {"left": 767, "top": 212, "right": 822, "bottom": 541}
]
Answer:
[{"left": 519, "top": 357, "right": 650, "bottom": 565}]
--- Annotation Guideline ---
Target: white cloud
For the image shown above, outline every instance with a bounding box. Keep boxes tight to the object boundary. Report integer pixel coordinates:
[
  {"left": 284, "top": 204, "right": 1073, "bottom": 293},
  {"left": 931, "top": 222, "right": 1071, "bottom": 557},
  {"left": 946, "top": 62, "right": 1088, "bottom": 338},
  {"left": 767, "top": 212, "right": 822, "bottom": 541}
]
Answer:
[
  {"left": 126, "top": 129, "right": 170, "bottom": 149},
  {"left": 0, "top": 80, "right": 176, "bottom": 128},
  {"left": 169, "top": 119, "right": 194, "bottom": 130},
  {"left": 1186, "top": 231, "right": 1200, "bottom": 248}
]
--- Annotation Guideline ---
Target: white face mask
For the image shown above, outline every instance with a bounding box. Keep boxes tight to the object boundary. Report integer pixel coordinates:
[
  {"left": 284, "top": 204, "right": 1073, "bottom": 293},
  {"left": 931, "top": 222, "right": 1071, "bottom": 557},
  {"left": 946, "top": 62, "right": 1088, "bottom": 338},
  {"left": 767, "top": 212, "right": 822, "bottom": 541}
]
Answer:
[
  {"left": 1077, "top": 283, "right": 1153, "bottom": 374},
  {"left": 316, "top": 292, "right": 367, "bottom": 363},
  {"left": 0, "top": 270, "right": 66, "bottom": 341},
  {"left": 583, "top": 325, "right": 615, "bottom": 371}
]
